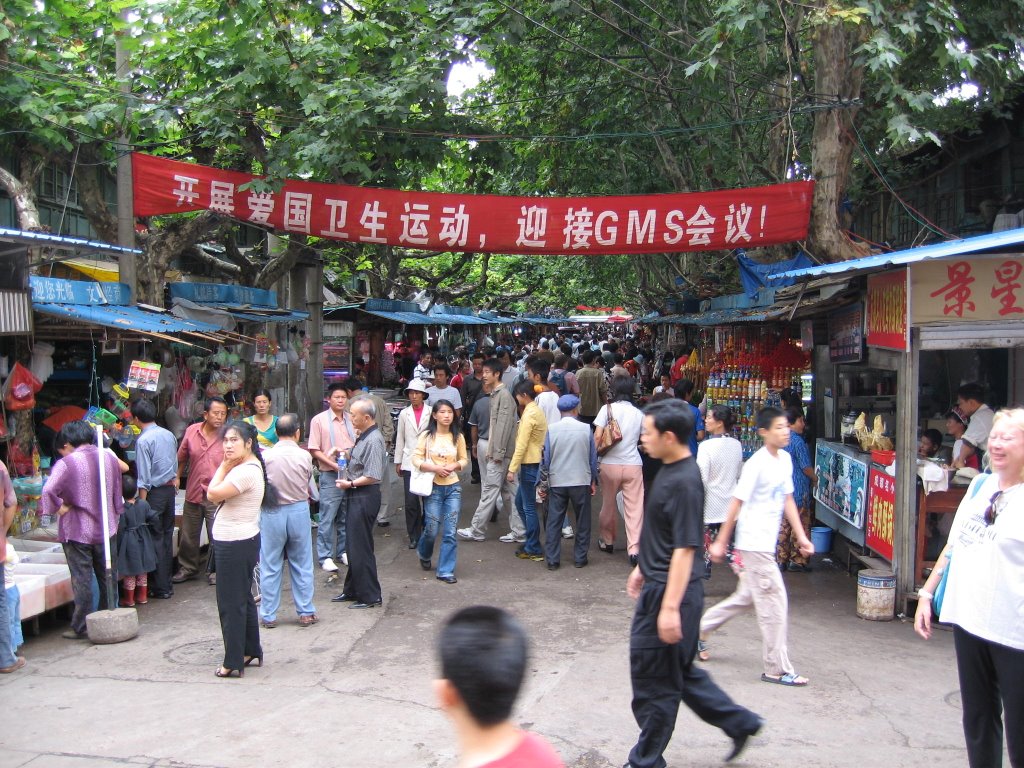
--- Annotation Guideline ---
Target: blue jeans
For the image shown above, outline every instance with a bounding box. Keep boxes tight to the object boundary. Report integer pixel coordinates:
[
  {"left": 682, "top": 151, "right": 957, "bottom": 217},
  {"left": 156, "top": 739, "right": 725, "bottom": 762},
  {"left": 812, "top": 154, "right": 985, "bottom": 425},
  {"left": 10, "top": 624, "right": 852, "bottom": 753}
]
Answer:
[
  {"left": 516, "top": 463, "right": 542, "bottom": 555},
  {"left": 418, "top": 483, "right": 461, "bottom": 578},
  {"left": 0, "top": 564, "right": 16, "bottom": 667},
  {"left": 315, "top": 471, "right": 347, "bottom": 563},
  {"left": 259, "top": 500, "right": 316, "bottom": 622}
]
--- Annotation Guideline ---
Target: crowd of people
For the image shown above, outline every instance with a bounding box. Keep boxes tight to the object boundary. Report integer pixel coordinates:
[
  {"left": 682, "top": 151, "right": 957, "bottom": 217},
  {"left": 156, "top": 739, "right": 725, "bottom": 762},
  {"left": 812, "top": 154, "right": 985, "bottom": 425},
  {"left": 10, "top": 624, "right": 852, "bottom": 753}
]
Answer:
[{"left": 4, "top": 330, "right": 1020, "bottom": 768}]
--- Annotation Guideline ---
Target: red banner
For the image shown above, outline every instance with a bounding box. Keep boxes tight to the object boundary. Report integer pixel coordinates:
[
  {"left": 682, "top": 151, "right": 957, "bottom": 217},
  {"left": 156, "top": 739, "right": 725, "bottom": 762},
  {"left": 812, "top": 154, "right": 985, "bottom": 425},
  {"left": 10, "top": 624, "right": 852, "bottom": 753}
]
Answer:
[
  {"left": 866, "top": 269, "right": 907, "bottom": 350},
  {"left": 866, "top": 467, "right": 895, "bottom": 562},
  {"left": 132, "top": 153, "right": 814, "bottom": 256}
]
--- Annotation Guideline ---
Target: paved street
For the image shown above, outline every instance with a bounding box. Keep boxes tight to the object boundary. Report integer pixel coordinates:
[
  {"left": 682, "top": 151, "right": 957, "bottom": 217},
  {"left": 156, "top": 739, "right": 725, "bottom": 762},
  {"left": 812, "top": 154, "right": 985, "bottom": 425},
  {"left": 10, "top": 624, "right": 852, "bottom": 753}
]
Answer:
[{"left": 1, "top": 480, "right": 975, "bottom": 768}]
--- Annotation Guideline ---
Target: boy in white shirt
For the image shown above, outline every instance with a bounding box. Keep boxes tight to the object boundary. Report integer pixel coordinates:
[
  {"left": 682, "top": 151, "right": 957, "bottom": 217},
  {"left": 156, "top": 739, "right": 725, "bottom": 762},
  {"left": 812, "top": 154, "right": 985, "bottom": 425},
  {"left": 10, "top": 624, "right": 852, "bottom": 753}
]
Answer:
[{"left": 698, "top": 406, "right": 814, "bottom": 687}]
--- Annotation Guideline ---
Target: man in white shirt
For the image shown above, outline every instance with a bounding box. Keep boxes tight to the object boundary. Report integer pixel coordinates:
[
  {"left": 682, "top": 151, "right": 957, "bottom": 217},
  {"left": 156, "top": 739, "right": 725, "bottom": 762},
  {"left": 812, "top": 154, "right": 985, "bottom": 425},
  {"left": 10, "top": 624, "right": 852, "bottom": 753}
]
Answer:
[
  {"left": 413, "top": 350, "right": 435, "bottom": 383},
  {"left": 427, "top": 363, "right": 463, "bottom": 421},
  {"left": 699, "top": 406, "right": 814, "bottom": 687},
  {"left": 955, "top": 382, "right": 995, "bottom": 469}
]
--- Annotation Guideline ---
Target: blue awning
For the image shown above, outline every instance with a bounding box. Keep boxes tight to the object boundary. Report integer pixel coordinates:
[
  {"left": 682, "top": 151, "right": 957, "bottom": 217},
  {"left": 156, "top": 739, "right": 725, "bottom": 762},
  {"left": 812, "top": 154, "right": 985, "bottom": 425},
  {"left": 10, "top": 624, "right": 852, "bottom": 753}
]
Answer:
[
  {"left": 362, "top": 309, "right": 439, "bottom": 325},
  {"left": 768, "top": 227, "right": 1024, "bottom": 281},
  {"left": 168, "top": 282, "right": 308, "bottom": 324},
  {"left": 33, "top": 301, "right": 223, "bottom": 335}
]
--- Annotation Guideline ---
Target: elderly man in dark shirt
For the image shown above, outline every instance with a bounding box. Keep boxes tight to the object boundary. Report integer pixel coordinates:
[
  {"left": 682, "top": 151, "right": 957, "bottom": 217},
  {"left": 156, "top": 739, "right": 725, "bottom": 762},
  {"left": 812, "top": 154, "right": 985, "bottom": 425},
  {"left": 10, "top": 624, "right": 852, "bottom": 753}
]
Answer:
[{"left": 331, "top": 396, "right": 387, "bottom": 609}]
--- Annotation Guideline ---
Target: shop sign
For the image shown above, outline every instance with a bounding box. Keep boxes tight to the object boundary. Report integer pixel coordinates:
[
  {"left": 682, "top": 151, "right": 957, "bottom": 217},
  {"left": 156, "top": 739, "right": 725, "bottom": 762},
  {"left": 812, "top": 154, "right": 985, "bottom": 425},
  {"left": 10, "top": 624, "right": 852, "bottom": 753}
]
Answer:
[
  {"left": 828, "top": 303, "right": 864, "bottom": 363},
  {"left": 866, "top": 467, "right": 895, "bottom": 561},
  {"left": 814, "top": 442, "right": 868, "bottom": 529},
  {"left": 133, "top": 153, "right": 815, "bottom": 256},
  {"left": 29, "top": 276, "right": 129, "bottom": 306},
  {"left": 866, "top": 270, "right": 907, "bottom": 350},
  {"left": 912, "top": 256, "right": 1024, "bottom": 323}
]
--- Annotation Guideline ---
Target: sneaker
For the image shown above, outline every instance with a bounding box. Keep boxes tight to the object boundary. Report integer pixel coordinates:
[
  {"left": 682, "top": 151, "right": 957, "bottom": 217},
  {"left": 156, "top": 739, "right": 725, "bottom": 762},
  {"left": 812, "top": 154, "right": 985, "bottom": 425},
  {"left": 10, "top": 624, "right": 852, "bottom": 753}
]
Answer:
[
  {"left": 562, "top": 525, "right": 574, "bottom": 539},
  {"left": 322, "top": 557, "right": 339, "bottom": 572},
  {"left": 499, "top": 532, "right": 526, "bottom": 543},
  {"left": 457, "top": 527, "right": 485, "bottom": 542},
  {"left": 515, "top": 548, "right": 544, "bottom": 562},
  {"left": 340, "top": 552, "right": 349, "bottom": 567}
]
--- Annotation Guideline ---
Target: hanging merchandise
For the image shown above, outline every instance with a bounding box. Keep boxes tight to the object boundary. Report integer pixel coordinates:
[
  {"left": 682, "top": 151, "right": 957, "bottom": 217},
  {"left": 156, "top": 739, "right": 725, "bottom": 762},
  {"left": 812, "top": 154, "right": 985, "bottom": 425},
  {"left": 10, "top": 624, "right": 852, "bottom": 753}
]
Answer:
[
  {"left": 29, "top": 341, "right": 55, "bottom": 384},
  {"left": 126, "top": 360, "right": 162, "bottom": 392},
  {"left": 2, "top": 362, "right": 43, "bottom": 411}
]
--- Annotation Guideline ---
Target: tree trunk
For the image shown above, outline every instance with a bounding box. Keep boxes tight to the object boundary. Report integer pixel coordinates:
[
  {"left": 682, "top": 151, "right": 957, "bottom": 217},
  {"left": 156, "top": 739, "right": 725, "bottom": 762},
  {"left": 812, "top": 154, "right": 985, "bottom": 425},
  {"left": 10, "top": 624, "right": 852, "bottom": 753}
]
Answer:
[
  {"left": 74, "top": 145, "right": 119, "bottom": 244},
  {"left": 808, "top": 15, "right": 870, "bottom": 263},
  {"left": 0, "top": 162, "right": 43, "bottom": 231},
  {"left": 138, "top": 211, "right": 228, "bottom": 305}
]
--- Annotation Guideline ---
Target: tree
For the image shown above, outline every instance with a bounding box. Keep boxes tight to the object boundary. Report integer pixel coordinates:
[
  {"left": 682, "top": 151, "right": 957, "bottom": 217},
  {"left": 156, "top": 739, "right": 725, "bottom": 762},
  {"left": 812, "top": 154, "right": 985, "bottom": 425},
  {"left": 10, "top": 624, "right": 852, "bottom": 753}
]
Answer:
[{"left": 460, "top": 0, "right": 1024, "bottom": 307}]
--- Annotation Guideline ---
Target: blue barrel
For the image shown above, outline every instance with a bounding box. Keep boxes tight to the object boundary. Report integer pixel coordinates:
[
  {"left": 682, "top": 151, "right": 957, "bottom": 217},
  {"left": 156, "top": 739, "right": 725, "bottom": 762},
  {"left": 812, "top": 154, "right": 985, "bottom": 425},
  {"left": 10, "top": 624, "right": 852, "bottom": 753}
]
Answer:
[{"left": 810, "top": 526, "right": 833, "bottom": 553}]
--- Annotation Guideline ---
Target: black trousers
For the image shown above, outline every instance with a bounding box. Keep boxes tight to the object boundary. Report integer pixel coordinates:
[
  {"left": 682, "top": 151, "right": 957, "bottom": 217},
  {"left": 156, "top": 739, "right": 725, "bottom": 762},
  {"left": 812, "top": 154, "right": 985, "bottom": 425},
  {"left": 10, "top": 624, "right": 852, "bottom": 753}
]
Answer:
[
  {"left": 213, "top": 534, "right": 262, "bottom": 671},
  {"left": 147, "top": 485, "right": 177, "bottom": 595},
  {"left": 401, "top": 470, "right": 424, "bottom": 544},
  {"left": 954, "top": 625, "right": 1024, "bottom": 768},
  {"left": 63, "top": 538, "right": 116, "bottom": 635},
  {"left": 342, "top": 485, "right": 383, "bottom": 604},
  {"left": 544, "top": 485, "right": 592, "bottom": 566},
  {"left": 628, "top": 579, "right": 762, "bottom": 768}
]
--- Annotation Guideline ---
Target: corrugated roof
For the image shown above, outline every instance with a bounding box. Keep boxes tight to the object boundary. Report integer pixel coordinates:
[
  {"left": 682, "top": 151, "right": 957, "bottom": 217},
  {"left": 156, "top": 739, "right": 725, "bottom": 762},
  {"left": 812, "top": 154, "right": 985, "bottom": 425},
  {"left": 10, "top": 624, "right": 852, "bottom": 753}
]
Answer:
[
  {"left": 33, "top": 302, "right": 222, "bottom": 335},
  {"left": 769, "top": 227, "right": 1024, "bottom": 281},
  {"left": 0, "top": 227, "right": 142, "bottom": 256}
]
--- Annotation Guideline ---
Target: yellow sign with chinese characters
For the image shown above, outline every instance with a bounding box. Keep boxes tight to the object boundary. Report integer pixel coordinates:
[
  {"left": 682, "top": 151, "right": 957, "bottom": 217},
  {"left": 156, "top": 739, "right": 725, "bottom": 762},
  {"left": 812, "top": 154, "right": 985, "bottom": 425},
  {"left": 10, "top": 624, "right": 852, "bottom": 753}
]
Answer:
[{"left": 911, "top": 256, "right": 1024, "bottom": 323}]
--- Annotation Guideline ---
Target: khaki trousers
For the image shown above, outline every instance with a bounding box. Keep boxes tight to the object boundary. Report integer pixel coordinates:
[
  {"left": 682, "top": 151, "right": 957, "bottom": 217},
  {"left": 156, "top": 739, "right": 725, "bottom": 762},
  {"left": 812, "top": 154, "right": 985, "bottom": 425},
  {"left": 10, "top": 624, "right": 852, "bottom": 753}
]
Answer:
[
  {"left": 699, "top": 549, "right": 796, "bottom": 677},
  {"left": 467, "top": 439, "right": 523, "bottom": 537},
  {"left": 178, "top": 498, "right": 218, "bottom": 577}
]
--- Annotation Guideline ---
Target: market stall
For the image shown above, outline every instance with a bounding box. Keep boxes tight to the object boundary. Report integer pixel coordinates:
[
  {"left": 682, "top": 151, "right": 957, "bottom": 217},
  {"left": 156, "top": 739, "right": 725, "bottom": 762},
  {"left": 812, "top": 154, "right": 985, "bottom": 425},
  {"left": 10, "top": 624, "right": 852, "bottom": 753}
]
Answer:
[{"left": 770, "top": 227, "right": 1024, "bottom": 609}]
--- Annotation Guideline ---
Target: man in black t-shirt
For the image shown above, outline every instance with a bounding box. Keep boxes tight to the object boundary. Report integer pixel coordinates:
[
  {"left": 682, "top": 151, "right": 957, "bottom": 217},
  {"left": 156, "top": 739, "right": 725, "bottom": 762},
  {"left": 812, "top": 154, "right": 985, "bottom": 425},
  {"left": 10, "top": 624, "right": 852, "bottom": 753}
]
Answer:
[{"left": 624, "top": 399, "right": 763, "bottom": 768}]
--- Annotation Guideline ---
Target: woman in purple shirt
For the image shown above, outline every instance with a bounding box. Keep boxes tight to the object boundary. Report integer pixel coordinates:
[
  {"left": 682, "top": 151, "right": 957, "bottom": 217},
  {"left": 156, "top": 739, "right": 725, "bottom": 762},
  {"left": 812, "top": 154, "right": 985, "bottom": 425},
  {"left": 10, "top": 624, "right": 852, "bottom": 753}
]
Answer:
[{"left": 42, "top": 420, "right": 124, "bottom": 639}]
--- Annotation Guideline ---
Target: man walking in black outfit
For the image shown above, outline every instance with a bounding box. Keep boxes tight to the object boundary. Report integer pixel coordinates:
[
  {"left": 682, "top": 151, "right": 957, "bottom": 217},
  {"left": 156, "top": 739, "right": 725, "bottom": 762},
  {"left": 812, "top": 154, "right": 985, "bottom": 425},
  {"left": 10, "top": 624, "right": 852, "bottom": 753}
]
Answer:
[
  {"left": 331, "top": 397, "right": 385, "bottom": 609},
  {"left": 625, "top": 399, "right": 762, "bottom": 768}
]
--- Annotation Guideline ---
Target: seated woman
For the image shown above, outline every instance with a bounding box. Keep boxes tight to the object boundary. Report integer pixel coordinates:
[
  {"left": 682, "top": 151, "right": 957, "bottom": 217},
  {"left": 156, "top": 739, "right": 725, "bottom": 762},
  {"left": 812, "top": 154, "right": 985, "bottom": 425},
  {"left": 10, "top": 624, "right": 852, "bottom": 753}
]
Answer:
[{"left": 945, "top": 410, "right": 979, "bottom": 470}]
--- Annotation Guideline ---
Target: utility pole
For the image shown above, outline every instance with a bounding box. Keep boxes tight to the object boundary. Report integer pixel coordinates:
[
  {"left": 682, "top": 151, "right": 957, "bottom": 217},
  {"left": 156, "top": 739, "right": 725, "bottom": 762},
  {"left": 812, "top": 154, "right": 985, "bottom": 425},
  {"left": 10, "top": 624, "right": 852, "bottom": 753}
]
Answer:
[{"left": 115, "top": 11, "right": 136, "bottom": 297}]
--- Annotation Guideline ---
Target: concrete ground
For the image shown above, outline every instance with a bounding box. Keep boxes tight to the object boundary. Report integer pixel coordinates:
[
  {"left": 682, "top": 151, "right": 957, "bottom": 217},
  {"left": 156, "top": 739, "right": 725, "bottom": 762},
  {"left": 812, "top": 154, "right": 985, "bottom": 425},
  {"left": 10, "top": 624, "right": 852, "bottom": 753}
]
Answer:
[{"left": 1, "top": 479, "right": 977, "bottom": 768}]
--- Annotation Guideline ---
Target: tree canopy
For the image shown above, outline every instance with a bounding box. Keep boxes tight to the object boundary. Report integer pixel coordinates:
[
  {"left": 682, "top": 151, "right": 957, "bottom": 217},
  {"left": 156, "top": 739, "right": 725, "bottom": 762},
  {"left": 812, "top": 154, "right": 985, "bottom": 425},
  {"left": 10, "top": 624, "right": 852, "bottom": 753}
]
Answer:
[{"left": 1, "top": 0, "right": 1022, "bottom": 312}]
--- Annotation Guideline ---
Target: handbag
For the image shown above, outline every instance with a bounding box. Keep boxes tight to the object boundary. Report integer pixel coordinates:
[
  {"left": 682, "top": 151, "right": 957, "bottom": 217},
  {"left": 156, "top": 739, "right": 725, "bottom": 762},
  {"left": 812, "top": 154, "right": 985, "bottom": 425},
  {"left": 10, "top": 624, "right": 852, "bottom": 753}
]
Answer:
[
  {"left": 597, "top": 403, "right": 623, "bottom": 456},
  {"left": 932, "top": 551, "right": 951, "bottom": 616},
  {"left": 409, "top": 467, "right": 435, "bottom": 496},
  {"left": 409, "top": 435, "right": 435, "bottom": 496}
]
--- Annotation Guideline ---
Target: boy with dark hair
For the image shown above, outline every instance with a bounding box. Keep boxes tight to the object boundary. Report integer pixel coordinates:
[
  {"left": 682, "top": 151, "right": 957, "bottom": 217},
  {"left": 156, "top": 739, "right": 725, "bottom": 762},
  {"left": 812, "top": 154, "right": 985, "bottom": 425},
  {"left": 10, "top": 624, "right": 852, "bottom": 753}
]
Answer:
[
  {"left": 700, "top": 406, "right": 814, "bottom": 687},
  {"left": 624, "top": 399, "right": 762, "bottom": 768},
  {"left": 436, "top": 606, "right": 564, "bottom": 767}
]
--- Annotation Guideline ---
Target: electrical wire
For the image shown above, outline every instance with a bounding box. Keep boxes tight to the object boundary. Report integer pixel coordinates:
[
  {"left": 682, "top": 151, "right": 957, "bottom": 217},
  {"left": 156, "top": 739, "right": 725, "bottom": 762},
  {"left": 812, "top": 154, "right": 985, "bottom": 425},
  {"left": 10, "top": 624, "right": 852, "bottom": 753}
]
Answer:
[{"left": 847, "top": 122, "right": 955, "bottom": 239}]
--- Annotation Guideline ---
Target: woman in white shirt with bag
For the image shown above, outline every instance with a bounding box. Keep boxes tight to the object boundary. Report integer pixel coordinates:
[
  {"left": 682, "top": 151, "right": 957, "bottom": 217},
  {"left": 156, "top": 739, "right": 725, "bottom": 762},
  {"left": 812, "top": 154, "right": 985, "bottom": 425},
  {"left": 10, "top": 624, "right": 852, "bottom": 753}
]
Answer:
[
  {"left": 593, "top": 376, "right": 645, "bottom": 566},
  {"left": 915, "top": 408, "right": 1024, "bottom": 767}
]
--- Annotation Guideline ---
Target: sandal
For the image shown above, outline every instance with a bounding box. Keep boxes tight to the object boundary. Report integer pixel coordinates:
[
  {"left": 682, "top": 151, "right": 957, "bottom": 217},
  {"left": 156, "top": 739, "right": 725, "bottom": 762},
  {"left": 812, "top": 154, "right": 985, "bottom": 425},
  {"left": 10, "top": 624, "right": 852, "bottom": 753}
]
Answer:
[
  {"left": 244, "top": 655, "right": 263, "bottom": 668},
  {"left": 697, "top": 639, "right": 710, "bottom": 662},
  {"left": 760, "top": 672, "right": 808, "bottom": 686},
  {"left": 215, "top": 667, "right": 243, "bottom": 678},
  {"left": 298, "top": 614, "right": 319, "bottom": 627}
]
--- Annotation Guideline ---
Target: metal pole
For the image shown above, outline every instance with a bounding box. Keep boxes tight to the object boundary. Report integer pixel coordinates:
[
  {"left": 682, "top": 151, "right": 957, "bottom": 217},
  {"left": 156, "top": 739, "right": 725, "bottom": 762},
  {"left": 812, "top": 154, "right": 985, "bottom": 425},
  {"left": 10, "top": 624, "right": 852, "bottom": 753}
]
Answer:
[
  {"left": 115, "top": 12, "right": 136, "bottom": 296},
  {"left": 95, "top": 425, "right": 117, "bottom": 611}
]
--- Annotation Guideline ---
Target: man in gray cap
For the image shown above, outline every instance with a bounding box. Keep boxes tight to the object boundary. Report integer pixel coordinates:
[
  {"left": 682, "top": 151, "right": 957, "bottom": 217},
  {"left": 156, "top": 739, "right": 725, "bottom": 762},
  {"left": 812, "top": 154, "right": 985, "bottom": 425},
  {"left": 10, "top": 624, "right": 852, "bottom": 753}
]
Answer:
[{"left": 540, "top": 394, "right": 598, "bottom": 570}]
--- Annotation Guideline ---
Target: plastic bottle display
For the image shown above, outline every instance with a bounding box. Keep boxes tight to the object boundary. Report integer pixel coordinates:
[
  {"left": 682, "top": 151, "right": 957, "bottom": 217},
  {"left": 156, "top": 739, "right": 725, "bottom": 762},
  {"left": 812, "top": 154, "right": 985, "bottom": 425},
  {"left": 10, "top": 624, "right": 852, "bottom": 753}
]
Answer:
[{"left": 696, "top": 333, "right": 811, "bottom": 460}]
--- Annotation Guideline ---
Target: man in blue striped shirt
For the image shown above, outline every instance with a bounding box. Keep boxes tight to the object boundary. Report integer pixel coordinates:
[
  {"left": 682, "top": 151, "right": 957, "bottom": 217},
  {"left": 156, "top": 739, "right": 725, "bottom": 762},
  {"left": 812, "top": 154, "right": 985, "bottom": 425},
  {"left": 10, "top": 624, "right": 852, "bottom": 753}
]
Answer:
[{"left": 131, "top": 398, "right": 179, "bottom": 599}]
